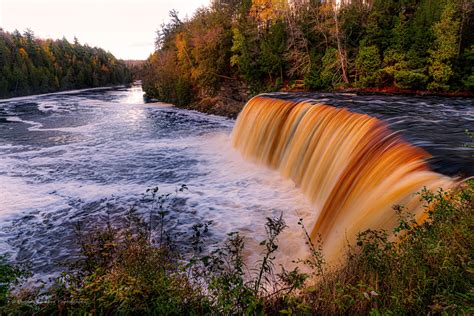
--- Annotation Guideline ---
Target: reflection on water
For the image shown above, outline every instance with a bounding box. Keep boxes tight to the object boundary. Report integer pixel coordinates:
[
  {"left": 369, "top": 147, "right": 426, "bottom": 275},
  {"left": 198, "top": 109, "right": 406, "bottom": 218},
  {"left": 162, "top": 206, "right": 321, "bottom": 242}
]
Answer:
[
  {"left": 0, "top": 84, "right": 472, "bottom": 280},
  {"left": 0, "top": 84, "right": 313, "bottom": 279},
  {"left": 120, "top": 83, "right": 145, "bottom": 104}
]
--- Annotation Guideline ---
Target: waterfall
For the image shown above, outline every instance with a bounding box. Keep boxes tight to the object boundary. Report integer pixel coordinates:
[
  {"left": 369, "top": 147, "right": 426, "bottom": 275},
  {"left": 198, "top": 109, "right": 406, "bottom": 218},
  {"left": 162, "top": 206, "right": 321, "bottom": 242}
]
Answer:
[{"left": 232, "top": 96, "right": 453, "bottom": 261}]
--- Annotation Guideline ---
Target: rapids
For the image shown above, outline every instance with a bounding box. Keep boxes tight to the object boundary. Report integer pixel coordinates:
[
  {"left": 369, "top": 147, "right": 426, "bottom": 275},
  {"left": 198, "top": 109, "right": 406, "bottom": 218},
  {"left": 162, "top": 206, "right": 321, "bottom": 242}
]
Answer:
[{"left": 0, "top": 84, "right": 472, "bottom": 278}]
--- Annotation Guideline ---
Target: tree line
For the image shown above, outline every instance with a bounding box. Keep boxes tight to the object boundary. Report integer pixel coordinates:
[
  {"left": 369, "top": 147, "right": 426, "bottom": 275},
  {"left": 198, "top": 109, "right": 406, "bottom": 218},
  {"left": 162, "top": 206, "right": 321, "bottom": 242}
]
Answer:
[
  {"left": 142, "top": 0, "right": 474, "bottom": 107},
  {"left": 0, "top": 29, "right": 132, "bottom": 98}
]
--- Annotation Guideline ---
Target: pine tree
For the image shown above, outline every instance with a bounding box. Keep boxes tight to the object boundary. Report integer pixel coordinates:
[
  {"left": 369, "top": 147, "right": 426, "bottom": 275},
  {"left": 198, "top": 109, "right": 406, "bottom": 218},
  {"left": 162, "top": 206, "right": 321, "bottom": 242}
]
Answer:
[{"left": 428, "top": 1, "right": 461, "bottom": 91}]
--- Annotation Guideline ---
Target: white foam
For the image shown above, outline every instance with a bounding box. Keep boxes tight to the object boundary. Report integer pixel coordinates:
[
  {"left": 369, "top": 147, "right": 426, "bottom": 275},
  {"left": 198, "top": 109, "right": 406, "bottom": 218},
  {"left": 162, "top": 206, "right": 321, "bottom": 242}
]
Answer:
[
  {"left": 0, "top": 85, "right": 316, "bottom": 277},
  {"left": 182, "top": 132, "right": 314, "bottom": 267},
  {"left": 0, "top": 143, "right": 24, "bottom": 151},
  {"left": 5, "top": 116, "right": 44, "bottom": 131},
  {"left": 36, "top": 100, "right": 60, "bottom": 112},
  {"left": 0, "top": 175, "right": 63, "bottom": 218}
]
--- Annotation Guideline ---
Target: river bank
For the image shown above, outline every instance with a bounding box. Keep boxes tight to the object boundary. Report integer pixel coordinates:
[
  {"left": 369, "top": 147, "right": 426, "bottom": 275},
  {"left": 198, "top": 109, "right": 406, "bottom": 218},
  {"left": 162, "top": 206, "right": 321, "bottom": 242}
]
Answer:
[
  {"left": 0, "top": 84, "right": 129, "bottom": 102},
  {"left": 336, "top": 86, "right": 474, "bottom": 98},
  {"left": 150, "top": 85, "right": 474, "bottom": 119}
]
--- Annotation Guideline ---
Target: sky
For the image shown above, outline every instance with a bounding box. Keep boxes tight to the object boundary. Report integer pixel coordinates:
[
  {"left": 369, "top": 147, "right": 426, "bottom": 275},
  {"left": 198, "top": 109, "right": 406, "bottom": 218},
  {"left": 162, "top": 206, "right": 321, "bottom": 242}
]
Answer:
[{"left": 0, "top": 0, "right": 210, "bottom": 60}]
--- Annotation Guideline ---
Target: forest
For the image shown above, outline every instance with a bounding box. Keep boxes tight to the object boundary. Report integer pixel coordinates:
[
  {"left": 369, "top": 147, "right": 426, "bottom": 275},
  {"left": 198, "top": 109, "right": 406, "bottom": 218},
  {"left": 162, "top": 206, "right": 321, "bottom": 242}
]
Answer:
[
  {"left": 0, "top": 29, "right": 132, "bottom": 98},
  {"left": 142, "top": 0, "right": 474, "bottom": 110},
  {"left": 0, "top": 1, "right": 472, "bottom": 314}
]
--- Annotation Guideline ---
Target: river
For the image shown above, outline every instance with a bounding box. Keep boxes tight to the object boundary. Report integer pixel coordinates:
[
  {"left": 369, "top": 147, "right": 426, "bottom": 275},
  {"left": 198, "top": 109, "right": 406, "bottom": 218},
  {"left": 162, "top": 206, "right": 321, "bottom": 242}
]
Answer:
[{"left": 0, "top": 84, "right": 472, "bottom": 279}]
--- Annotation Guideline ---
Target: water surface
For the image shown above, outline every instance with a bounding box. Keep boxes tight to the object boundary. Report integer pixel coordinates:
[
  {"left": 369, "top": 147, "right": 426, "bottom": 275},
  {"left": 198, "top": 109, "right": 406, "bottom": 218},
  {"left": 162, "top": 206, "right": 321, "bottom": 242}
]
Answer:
[
  {"left": 0, "top": 85, "right": 472, "bottom": 279},
  {"left": 0, "top": 85, "right": 312, "bottom": 279},
  {"left": 267, "top": 92, "right": 474, "bottom": 176}
]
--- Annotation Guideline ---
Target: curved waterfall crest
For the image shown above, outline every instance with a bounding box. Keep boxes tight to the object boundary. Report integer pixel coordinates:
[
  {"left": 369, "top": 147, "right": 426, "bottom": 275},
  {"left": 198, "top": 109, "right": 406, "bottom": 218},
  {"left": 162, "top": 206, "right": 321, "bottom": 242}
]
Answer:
[{"left": 232, "top": 96, "right": 453, "bottom": 261}]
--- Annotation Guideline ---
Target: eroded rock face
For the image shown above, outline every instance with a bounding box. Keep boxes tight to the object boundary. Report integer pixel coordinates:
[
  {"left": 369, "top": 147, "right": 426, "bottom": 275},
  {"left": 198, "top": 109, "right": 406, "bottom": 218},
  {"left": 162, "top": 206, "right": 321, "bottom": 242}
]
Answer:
[{"left": 187, "top": 80, "right": 248, "bottom": 118}]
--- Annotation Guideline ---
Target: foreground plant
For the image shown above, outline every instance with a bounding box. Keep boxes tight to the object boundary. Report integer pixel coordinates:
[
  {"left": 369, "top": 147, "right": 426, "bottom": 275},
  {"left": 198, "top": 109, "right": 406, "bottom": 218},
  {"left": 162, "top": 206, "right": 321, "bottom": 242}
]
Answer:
[
  {"left": 1, "top": 182, "right": 472, "bottom": 315},
  {"left": 280, "top": 181, "right": 474, "bottom": 315}
]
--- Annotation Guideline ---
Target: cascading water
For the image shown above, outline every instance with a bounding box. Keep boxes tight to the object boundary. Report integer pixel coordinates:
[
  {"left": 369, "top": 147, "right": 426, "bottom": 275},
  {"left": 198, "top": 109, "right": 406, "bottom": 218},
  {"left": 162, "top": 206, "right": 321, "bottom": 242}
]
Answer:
[
  {"left": 232, "top": 96, "right": 455, "bottom": 262},
  {"left": 1, "top": 86, "right": 471, "bottom": 279}
]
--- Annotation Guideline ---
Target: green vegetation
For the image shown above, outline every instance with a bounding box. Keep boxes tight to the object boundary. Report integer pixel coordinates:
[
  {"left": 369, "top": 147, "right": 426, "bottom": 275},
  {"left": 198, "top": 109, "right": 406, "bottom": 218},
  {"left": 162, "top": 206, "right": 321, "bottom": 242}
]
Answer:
[
  {"left": 0, "top": 29, "right": 132, "bottom": 98},
  {"left": 0, "top": 182, "right": 472, "bottom": 315},
  {"left": 0, "top": 256, "right": 26, "bottom": 307},
  {"left": 142, "top": 0, "right": 474, "bottom": 114}
]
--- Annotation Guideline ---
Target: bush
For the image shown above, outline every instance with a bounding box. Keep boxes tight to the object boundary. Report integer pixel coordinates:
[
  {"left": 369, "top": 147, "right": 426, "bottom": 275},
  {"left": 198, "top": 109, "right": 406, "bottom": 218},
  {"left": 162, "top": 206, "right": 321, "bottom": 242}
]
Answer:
[
  {"left": 0, "top": 257, "right": 24, "bottom": 307},
  {"left": 1, "top": 182, "right": 473, "bottom": 315},
  {"left": 281, "top": 181, "right": 474, "bottom": 315},
  {"left": 461, "top": 46, "right": 474, "bottom": 92},
  {"left": 394, "top": 69, "right": 429, "bottom": 90}
]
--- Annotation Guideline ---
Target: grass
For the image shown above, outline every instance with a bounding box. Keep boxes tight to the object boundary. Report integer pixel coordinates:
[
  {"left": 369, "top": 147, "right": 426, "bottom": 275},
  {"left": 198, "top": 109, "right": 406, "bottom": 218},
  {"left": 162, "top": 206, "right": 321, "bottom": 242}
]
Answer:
[{"left": 0, "top": 181, "right": 472, "bottom": 315}]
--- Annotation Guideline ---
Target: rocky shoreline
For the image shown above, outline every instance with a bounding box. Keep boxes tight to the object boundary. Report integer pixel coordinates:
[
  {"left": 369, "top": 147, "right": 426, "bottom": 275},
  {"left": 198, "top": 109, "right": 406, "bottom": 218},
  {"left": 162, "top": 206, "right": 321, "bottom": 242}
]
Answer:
[{"left": 146, "top": 84, "right": 473, "bottom": 119}]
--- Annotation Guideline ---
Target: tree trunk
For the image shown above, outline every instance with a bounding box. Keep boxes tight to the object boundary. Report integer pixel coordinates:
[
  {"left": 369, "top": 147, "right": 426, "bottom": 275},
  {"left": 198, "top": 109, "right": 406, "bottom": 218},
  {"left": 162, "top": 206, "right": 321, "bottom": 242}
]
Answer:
[{"left": 333, "top": 3, "right": 349, "bottom": 84}]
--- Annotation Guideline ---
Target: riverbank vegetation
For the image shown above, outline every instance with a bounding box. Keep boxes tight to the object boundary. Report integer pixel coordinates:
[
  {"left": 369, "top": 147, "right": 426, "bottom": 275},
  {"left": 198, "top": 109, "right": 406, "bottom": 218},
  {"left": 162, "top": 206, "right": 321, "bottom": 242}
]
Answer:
[
  {"left": 0, "top": 29, "right": 132, "bottom": 98},
  {"left": 0, "top": 181, "right": 472, "bottom": 314},
  {"left": 142, "top": 0, "right": 474, "bottom": 116}
]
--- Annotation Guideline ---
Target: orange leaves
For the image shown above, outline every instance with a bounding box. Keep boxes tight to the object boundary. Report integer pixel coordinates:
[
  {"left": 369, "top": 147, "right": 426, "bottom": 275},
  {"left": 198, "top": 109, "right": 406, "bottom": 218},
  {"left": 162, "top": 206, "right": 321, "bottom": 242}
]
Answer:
[
  {"left": 100, "top": 64, "right": 109, "bottom": 73},
  {"left": 18, "top": 47, "right": 28, "bottom": 59},
  {"left": 175, "top": 32, "right": 190, "bottom": 67},
  {"left": 250, "top": 0, "right": 289, "bottom": 24}
]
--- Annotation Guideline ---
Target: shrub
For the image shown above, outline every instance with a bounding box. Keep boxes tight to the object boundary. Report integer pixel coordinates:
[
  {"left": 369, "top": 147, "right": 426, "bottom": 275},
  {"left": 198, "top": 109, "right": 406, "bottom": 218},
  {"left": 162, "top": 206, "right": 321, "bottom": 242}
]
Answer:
[
  {"left": 281, "top": 181, "right": 474, "bottom": 315},
  {"left": 1, "top": 182, "right": 472, "bottom": 315},
  {"left": 461, "top": 46, "right": 474, "bottom": 92},
  {"left": 394, "top": 69, "right": 429, "bottom": 90},
  {"left": 0, "top": 257, "right": 24, "bottom": 307}
]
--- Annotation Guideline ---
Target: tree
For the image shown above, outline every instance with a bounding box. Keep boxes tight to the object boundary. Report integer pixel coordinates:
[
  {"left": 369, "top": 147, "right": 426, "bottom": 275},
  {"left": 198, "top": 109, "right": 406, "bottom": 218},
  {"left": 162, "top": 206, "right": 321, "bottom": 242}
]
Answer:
[
  {"left": 0, "top": 30, "right": 131, "bottom": 98},
  {"left": 428, "top": 1, "right": 461, "bottom": 91},
  {"left": 258, "top": 21, "right": 287, "bottom": 86},
  {"left": 142, "top": 0, "right": 473, "bottom": 104},
  {"left": 355, "top": 45, "right": 382, "bottom": 87}
]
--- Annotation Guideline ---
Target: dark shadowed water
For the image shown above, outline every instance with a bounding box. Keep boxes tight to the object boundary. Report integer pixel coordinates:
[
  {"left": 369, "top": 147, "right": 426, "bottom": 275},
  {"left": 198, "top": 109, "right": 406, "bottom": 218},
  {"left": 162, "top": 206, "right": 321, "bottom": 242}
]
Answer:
[
  {"left": 0, "top": 85, "right": 472, "bottom": 281},
  {"left": 266, "top": 92, "right": 474, "bottom": 177}
]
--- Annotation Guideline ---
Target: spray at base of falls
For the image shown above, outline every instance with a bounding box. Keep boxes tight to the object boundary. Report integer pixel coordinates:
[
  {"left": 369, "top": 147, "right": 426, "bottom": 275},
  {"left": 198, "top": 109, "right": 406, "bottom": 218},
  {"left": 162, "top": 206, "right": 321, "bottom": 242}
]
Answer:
[{"left": 232, "top": 96, "right": 454, "bottom": 263}]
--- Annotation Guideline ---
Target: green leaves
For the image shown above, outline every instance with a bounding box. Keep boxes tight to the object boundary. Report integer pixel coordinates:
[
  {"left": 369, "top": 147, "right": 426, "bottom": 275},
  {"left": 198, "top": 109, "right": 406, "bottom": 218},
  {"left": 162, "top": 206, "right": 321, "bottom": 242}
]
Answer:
[
  {"left": 0, "top": 256, "right": 25, "bottom": 307},
  {"left": 428, "top": 1, "right": 461, "bottom": 91},
  {"left": 2, "top": 183, "right": 472, "bottom": 314},
  {"left": 0, "top": 29, "right": 131, "bottom": 98},
  {"left": 355, "top": 45, "right": 382, "bottom": 87}
]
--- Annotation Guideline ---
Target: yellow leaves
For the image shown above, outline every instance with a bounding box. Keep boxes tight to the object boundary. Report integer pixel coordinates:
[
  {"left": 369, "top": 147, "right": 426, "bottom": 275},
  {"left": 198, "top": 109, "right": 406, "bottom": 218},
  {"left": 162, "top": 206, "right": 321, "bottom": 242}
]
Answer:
[
  {"left": 40, "top": 42, "right": 53, "bottom": 60},
  {"left": 319, "top": 1, "right": 336, "bottom": 15},
  {"left": 230, "top": 55, "right": 240, "bottom": 67},
  {"left": 18, "top": 48, "right": 28, "bottom": 59},
  {"left": 250, "top": 0, "right": 289, "bottom": 23},
  {"left": 230, "top": 27, "right": 245, "bottom": 68},
  {"left": 190, "top": 67, "right": 202, "bottom": 81},
  {"left": 175, "top": 32, "right": 190, "bottom": 66},
  {"left": 149, "top": 52, "right": 160, "bottom": 65}
]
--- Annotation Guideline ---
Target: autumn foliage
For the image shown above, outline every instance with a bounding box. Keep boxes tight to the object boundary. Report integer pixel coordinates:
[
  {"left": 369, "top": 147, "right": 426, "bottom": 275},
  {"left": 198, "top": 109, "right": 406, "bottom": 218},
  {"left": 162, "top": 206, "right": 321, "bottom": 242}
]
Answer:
[{"left": 142, "top": 0, "right": 474, "bottom": 111}]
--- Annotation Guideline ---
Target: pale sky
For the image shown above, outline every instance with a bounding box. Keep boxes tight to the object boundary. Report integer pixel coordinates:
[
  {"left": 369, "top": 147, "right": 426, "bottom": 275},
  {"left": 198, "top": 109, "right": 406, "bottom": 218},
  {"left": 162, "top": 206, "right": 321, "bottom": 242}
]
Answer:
[{"left": 0, "top": 0, "right": 210, "bottom": 60}]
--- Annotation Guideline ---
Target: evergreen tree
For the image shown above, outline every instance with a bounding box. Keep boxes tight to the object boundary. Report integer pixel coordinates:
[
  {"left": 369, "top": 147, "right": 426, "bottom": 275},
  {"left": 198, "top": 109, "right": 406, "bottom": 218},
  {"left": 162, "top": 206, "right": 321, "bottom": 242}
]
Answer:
[
  {"left": 428, "top": 1, "right": 461, "bottom": 91},
  {"left": 0, "top": 29, "right": 132, "bottom": 98},
  {"left": 142, "top": 0, "right": 474, "bottom": 103}
]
